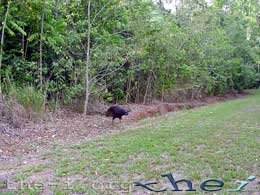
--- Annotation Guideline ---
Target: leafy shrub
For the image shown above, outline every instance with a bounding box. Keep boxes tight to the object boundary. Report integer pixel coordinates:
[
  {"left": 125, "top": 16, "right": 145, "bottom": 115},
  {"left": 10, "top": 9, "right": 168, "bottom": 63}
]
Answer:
[{"left": 9, "top": 86, "right": 45, "bottom": 119}]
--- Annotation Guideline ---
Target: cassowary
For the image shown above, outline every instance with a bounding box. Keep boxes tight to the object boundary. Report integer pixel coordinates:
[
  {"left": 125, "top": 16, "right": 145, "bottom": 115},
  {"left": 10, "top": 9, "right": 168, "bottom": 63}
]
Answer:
[{"left": 105, "top": 105, "right": 130, "bottom": 124}]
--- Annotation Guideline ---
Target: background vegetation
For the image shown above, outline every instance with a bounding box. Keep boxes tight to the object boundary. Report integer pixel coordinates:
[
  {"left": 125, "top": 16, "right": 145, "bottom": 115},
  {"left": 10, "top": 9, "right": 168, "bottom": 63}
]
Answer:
[{"left": 0, "top": 0, "right": 259, "bottom": 112}]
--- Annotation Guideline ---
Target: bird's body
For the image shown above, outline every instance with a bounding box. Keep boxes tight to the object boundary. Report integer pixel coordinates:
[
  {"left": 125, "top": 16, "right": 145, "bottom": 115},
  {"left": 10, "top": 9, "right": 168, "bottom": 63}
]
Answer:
[{"left": 105, "top": 105, "right": 129, "bottom": 124}]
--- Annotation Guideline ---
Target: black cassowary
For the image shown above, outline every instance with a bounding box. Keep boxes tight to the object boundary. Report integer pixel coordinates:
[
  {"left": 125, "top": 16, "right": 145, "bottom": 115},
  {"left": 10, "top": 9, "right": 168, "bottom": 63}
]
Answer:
[{"left": 105, "top": 105, "right": 130, "bottom": 124}]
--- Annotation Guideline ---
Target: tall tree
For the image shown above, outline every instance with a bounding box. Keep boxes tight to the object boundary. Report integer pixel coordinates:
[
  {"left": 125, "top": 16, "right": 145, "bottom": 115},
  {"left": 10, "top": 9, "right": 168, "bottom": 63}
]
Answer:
[
  {"left": 83, "top": 0, "right": 91, "bottom": 115},
  {"left": 39, "top": 0, "right": 45, "bottom": 91},
  {"left": 0, "top": 2, "right": 10, "bottom": 95}
]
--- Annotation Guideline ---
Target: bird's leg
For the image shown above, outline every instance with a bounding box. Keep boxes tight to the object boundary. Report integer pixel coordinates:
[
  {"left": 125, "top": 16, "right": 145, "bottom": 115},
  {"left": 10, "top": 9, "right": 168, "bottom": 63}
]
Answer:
[{"left": 112, "top": 117, "right": 115, "bottom": 125}]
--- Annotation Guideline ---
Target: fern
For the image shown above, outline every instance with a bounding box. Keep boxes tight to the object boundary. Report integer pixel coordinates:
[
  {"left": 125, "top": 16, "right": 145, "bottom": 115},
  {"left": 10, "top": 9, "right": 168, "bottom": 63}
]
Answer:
[
  {"left": 5, "top": 25, "right": 15, "bottom": 36},
  {"left": 28, "top": 33, "right": 39, "bottom": 42},
  {"left": 9, "top": 20, "right": 27, "bottom": 36}
]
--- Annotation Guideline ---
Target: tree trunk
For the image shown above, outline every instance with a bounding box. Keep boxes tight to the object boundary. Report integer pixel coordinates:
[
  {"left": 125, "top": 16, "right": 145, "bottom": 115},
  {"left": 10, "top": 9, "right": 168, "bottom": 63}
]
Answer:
[
  {"left": 125, "top": 77, "right": 131, "bottom": 103},
  {"left": 161, "top": 85, "right": 164, "bottom": 102},
  {"left": 24, "top": 30, "right": 31, "bottom": 60},
  {"left": 22, "top": 32, "right": 25, "bottom": 58},
  {"left": 39, "top": 0, "right": 45, "bottom": 91},
  {"left": 83, "top": 0, "right": 91, "bottom": 115},
  {"left": 0, "top": 2, "right": 10, "bottom": 96},
  {"left": 143, "top": 72, "right": 152, "bottom": 104}
]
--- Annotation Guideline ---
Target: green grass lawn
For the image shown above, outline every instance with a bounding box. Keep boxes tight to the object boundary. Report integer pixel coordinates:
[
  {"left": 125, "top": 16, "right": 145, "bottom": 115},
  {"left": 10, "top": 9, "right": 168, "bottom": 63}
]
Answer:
[{"left": 3, "top": 90, "right": 260, "bottom": 194}]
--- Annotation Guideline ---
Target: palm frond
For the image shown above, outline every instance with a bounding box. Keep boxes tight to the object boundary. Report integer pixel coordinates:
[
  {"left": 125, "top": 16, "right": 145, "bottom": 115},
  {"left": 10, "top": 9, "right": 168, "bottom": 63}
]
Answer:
[{"left": 9, "top": 20, "right": 27, "bottom": 36}]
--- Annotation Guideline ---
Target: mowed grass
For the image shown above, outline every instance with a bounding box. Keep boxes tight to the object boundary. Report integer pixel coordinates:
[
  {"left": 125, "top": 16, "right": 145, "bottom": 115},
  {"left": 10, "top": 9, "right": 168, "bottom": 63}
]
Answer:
[{"left": 7, "top": 90, "right": 260, "bottom": 194}]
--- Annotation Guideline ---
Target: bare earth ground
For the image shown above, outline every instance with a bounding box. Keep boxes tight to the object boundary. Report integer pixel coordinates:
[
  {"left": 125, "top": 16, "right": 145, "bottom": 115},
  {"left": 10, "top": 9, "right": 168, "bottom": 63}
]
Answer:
[{"left": 0, "top": 92, "right": 252, "bottom": 194}]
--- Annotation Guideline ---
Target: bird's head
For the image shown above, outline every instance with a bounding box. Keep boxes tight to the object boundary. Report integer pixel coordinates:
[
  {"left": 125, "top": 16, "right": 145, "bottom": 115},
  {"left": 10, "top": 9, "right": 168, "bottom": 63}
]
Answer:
[
  {"left": 105, "top": 110, "right": 112, "bottom": 117},
  {"left": 125, "top": 108, "right": 131, "bottom": 115}
]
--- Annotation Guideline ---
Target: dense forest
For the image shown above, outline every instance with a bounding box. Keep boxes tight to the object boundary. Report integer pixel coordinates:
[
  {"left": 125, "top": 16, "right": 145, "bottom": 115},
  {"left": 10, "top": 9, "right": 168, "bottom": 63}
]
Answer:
[{"left": 0, "top": 0, "right": 259, "bottom": 115}]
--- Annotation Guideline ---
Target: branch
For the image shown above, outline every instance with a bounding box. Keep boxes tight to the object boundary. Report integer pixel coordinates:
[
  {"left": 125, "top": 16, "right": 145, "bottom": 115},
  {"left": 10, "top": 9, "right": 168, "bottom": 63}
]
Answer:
[
  {"left": 68, "top": 47, "right": 85, "bottom": 56},
  {"left": 89, "top": 60, "right": 127, "bottom": 85},
  {"left": 91, "top": 1, "right": 111, "bottom": 25}
]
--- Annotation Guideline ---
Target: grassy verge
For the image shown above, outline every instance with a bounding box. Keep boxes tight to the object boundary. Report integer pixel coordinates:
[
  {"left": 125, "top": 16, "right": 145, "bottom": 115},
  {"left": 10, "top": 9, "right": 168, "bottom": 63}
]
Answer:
[{"left": 3, "top": 90, "right": 260, "bottom": 194}]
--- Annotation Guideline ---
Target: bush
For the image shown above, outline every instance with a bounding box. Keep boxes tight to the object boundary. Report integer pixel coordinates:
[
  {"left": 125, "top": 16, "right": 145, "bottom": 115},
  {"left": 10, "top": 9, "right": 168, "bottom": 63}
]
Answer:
[{"left": 9, "top": 86, "right": 45, "bottom": 119}]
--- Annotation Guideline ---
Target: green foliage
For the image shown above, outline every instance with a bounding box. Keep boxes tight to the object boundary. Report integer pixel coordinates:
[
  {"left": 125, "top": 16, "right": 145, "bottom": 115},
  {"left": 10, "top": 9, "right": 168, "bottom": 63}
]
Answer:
[
  {"left": 0, "top": 0, "right": 259, "bottom": 107},
  {"left": 9, "top": 85, "right": 44, "bottom": 118}
]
